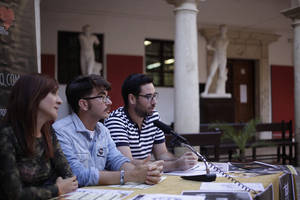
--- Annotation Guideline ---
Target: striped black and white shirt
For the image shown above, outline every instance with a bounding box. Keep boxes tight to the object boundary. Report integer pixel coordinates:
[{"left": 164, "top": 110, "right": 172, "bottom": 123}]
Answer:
[{"left": 104, "top": 107, "right": 165, "bottom": 159}]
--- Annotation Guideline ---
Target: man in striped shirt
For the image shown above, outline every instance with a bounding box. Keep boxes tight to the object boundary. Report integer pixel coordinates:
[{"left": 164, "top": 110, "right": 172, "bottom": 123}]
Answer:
[
  {"left": 53, "top": 74, "right": 163, "bottom": 186},
  {"left": 105, "top": 74, "right": 198, "bottom": 172}
]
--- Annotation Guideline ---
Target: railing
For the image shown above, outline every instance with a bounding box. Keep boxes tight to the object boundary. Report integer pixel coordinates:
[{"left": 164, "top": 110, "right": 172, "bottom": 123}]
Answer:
[
  {"left": 199, "top": 120, "right": 297, "bottom": 165},
  {"left": 165, "top": 130, "right": 222, "bottom": 162}
]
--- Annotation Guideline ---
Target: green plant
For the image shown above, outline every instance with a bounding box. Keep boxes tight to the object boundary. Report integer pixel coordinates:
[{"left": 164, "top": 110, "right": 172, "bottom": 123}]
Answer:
[{"left": 210, "top": 119, "right": 260, "bottom": 162}]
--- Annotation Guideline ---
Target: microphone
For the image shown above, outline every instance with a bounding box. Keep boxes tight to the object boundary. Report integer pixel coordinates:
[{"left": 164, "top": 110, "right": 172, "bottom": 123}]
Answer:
[
  {"left": 153, "top": 120, "right": 189, "bottom": 144},
  {"left": 153, "top": 120, "right": 216, "bottom": 182}
]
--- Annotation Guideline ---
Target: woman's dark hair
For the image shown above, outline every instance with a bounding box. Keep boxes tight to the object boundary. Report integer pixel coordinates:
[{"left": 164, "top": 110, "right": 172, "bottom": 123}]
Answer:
[
  {"left": 4, "top": 73, "right": 59, "bottom": 158},
  {"left": 121, "top": 73, "right": 153, "bottom": 107},
  {"left": 66, "top": 74, "right": 111, "bottom": 114}
]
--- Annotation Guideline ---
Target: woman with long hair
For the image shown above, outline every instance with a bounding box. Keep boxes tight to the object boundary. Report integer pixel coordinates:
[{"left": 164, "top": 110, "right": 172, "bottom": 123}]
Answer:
[{"left": 0, "top": 73, "right": 78, "bottom": 199}]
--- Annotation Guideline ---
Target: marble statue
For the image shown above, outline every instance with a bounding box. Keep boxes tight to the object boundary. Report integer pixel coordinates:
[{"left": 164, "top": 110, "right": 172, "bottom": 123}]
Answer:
[
  {"left": 79, "top": 24, "right": 102, "bottom": 75},
  {"left": 201, "top": 24, "right": 231, "bottom": 98}
]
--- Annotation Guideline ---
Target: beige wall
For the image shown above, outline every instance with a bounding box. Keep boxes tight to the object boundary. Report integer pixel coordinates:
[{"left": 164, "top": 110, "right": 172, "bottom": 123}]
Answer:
[{"left": 41, "top": 0, "right": 294, "bottom": 124}]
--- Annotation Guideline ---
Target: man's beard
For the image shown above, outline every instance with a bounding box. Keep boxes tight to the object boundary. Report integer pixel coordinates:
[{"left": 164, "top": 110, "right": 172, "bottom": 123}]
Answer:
[{"left": 134, "top": 105, "right": 153, "bottom": 118}]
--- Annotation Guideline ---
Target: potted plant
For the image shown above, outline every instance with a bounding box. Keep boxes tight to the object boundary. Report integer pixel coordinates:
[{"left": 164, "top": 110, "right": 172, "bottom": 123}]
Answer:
[{"left": 210, "top": 119, "right": 260, "bottom": 162}]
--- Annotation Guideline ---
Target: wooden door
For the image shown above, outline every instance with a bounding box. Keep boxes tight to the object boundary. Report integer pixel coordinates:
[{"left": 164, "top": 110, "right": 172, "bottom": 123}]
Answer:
[{"left": 227, "top": 59, "right": 255, "bottom": 122}]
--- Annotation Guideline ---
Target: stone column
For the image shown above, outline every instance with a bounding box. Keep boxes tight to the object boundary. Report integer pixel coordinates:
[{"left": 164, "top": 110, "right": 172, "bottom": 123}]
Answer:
[
  {"left": 167, "top": 0, "right": 200, "bottom": 133},
  {"left": 34, "top": 0, "right": 41, "bottom": 73},
  {"left": 259, "top": 42, "right": 271, "bottom": 127},
  {"left": 282, "top": 6, "right": 300, "bottom": 166}
]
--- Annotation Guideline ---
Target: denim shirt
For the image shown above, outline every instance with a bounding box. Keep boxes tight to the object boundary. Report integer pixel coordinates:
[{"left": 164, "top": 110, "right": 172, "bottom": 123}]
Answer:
[{"left": 52, "top": 113, "right": 130, "bottom": 186}]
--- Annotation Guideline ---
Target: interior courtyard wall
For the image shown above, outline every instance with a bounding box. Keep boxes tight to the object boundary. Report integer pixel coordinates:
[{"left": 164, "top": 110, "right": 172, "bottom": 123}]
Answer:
[
  {"left": 40, "top": 0, "right": 293, "bottom": 125},
  {"left": 41, "top": 3, "right": 176, "bottom": 122},
  {"left": 201, "top": 27, "right": 283, "bottom": 135}
]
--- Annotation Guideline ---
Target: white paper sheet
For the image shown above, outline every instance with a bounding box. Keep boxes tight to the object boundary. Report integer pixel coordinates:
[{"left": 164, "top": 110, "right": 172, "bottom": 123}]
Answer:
[
  {"left": 64, "top": 188, "right": 133, "bottom": 200},
  {"left": 240, "top": 84, "right": 247, "bottom": 103},
  {"left": 165, "top": 162, "right": 228, "bottom": 176},
  {"left": 182, "top": 190, "right": 253, "bottom": 200},
  {"left": 107, "top": 176, "right": 167, "bottom": 189},
  {"left": 200, "top": 182, "right": 264, "bottom": 192},
  {"left": 129, "top": 194, "right": 205, "bottom": 200}
]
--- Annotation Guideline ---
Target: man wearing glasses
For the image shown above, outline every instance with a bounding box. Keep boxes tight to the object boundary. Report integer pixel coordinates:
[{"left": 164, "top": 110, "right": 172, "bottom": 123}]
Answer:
[
  {"left": 105, "top": 73, "right": 198, "bottom": 172},
  {"left": 52, "top": 74, "right": 162, "bottom": 187}
]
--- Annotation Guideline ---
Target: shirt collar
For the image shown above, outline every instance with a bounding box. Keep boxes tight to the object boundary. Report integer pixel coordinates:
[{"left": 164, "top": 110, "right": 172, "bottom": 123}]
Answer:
[
  {"left": 123, "top": 107, "right": 136, "bottom": 125},
  {"left": 123, "top": 107, "right": 150, "bottom": 128},
  {"left": 71, "top": 112, "right": 101, "bottom": 139}
]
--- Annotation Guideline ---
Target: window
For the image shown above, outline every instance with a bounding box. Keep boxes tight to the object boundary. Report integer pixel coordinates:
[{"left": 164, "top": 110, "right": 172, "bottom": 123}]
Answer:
[{"left": 145, "top": 39, "right": 174, "bottom": 87}]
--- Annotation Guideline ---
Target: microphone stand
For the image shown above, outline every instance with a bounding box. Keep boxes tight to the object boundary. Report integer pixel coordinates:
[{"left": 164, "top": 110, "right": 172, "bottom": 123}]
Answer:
[
  {"left": 180, "top": 143, "right": 211, "bottom": 175},
  {"left": 168, "top": 131, "right": 216, "bottom": 182},
  {"left": 170, "top": 132, "right": 259, "bottom": 193},
  {"left": 160, "top": 122, "right": 258, "bottom": 192}
]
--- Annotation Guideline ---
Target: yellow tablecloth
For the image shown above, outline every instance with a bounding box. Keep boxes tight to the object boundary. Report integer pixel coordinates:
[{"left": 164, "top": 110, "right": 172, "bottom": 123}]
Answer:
[{"left": 87, "top": 172, "right": 288, "bottom": 200}]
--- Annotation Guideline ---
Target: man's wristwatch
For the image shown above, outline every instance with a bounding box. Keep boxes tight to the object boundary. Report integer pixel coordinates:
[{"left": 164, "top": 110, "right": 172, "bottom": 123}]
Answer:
[{"left": 120, "top": 170, "right": 125, "bottom": 185}]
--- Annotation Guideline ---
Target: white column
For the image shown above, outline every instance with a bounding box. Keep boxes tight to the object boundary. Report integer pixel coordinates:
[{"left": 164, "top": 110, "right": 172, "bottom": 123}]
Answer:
[
  {"left": 293, "top": 19, "right": 300, "bottom": 166},
  {"left": 282, "top": 6, "right": 300, "bottom": 166},
  {"left": 259, "top": 42, "right": 272, "bottom": 125},
  {"left": 168, "top": 0, "right": 200, "bottom": 133},
  {"left": 34, "top": 0, "right": 41, "bottom": 73}
]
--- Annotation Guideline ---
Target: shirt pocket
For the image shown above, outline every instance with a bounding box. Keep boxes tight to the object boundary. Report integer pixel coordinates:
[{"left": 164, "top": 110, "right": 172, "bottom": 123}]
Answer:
[{"left": 76, "top": 153, "right": 90, "bottom": 168}]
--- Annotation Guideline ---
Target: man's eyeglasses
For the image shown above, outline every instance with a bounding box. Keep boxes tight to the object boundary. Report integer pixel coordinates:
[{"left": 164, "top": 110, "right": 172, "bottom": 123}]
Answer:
[
  {"left": 137, "top": 92, "right": 159, "bottom": 101},
  {"left": 82, "top": 95, "right": 111, "bottom": 103}
]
